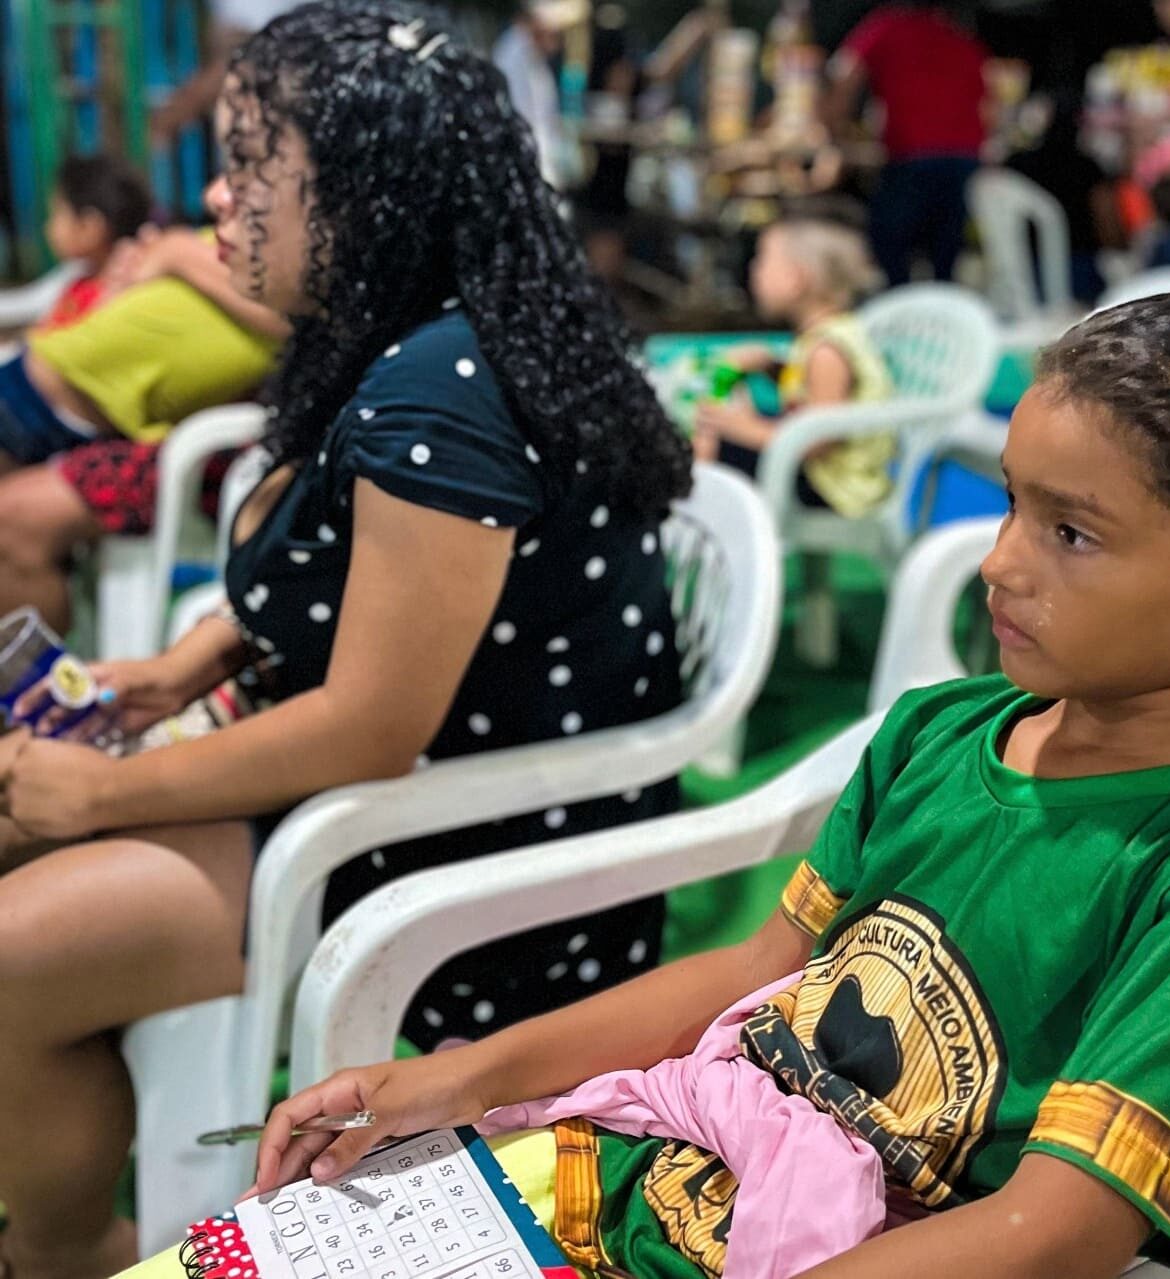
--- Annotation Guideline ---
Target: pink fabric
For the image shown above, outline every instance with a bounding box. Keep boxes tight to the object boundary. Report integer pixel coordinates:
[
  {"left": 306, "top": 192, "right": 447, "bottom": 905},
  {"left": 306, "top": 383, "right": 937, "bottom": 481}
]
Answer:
[{"left": 479, "top": 976, "right": 887, "bottom": 1279}]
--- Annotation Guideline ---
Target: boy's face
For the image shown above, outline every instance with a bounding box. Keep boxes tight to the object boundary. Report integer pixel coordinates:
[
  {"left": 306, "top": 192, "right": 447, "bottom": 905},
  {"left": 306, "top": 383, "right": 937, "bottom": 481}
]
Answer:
[
  {"left": 982, "top": 384, "right": 1170, "bottom": 703},
  {"left": 45, "top": 193, "right": 110, "bottom": 263},
  {"left": 749, "top": 228, "right": 808, "bottom": 320},
  {"left": 207, "top": 83, "right": 316, "bottom": 316}
]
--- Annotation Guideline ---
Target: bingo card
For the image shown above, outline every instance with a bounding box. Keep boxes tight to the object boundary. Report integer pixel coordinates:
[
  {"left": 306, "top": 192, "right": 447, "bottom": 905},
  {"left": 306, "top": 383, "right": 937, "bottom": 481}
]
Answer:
[{"left": 235, "top": 1127, "right": 572, "bottom": 1279}]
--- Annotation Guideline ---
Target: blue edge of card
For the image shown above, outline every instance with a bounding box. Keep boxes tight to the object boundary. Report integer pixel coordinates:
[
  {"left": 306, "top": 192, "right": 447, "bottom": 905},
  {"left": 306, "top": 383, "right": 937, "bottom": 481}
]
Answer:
[{"left": 457, "top": 1126, "right": 569, "bottom": 1271}]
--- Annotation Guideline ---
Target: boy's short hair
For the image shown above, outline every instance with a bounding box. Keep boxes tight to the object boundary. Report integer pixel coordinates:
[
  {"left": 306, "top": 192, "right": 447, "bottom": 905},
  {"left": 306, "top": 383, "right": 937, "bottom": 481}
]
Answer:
[
  {"left": 772, "top": 219, "right": 883, "bottom": 305},
  {"left": 1038, "top": 296, "right": 1170, "bottom": 505},
  {"left": 56, "top": 153, "right": 152, "bottom": 242}
]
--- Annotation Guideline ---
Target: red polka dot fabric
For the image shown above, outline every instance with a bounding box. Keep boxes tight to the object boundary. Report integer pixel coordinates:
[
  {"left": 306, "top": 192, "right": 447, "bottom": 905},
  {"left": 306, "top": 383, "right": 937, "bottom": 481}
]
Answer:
[{"left": 180, "top": 1213, "right": 257, "bottom": 1278}]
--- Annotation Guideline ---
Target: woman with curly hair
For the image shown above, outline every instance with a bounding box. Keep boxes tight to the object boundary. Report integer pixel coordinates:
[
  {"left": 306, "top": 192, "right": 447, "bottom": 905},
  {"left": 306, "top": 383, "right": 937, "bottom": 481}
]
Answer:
[{"left": 0, "top": 4, "right": 690, "bottom": 1273}]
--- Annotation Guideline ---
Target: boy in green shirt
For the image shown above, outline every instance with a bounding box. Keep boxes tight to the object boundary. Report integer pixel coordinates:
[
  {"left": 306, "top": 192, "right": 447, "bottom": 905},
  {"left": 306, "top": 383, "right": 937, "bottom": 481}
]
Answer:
[{"left": 257, "top": 298, "right": 1170, "bottom": 1277}]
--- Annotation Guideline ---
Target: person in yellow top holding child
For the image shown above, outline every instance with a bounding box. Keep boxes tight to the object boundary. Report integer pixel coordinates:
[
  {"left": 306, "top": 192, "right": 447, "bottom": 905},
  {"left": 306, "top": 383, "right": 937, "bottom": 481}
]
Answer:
[{"left": 693, "top": 219, "right": 893, "bottom": 519}]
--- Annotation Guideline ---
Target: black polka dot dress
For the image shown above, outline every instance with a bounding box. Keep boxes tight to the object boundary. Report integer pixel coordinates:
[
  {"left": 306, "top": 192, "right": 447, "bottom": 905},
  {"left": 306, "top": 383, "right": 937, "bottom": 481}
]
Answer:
[{"left": 225, "top": 307, "right": 682, "bottom": 1050}]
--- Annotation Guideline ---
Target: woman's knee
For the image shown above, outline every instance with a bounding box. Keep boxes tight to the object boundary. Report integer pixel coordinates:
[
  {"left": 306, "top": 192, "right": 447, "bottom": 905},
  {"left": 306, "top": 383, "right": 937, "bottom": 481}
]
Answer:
[
  {"left": 0, "top": 837, "right": 247, "bottom": 1045},
  {"left": 0, "top": 465, "right": 100, "bottom": 568}
]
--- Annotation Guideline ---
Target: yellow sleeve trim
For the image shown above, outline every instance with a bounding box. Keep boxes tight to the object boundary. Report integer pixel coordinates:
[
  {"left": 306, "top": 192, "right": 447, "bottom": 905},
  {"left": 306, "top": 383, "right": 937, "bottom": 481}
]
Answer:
[
  {"left": 553, "top": 1118, "right": 611, "bottom": 1272},
  {"left": 1029, "top": 1081, "right": 1170, "bottom": 1230},
  {"left": 780, "top": 859, "right": 848, "bottom": 938}
]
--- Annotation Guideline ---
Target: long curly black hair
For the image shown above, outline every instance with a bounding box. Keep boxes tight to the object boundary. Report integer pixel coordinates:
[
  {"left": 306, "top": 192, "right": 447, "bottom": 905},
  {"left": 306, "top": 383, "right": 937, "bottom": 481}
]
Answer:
[{"left": 224, "top": 0, "right": 691, "bottom": 519}]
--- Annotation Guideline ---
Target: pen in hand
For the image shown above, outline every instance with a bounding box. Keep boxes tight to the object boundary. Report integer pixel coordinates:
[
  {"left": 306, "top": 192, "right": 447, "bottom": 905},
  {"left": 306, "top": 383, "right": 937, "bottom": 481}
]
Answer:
[{"left": 197, "top": 1109, "right": 377, "bottom": 1147}]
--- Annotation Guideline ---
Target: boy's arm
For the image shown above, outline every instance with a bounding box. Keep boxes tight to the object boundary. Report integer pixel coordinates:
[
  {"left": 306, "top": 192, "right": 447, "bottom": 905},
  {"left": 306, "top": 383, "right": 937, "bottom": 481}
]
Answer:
[
  {"left": 255, "top": 904, "right": 815, "bottom": 1187},
  {"left": 795, "top": 1153, "right": 1151, "bottom": 1279}
]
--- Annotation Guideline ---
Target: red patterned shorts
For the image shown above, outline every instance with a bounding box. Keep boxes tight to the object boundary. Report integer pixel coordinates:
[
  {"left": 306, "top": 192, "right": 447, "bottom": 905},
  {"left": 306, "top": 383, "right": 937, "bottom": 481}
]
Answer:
[{"left": 55, "top": 438, "right": 233, "bottom": 536}]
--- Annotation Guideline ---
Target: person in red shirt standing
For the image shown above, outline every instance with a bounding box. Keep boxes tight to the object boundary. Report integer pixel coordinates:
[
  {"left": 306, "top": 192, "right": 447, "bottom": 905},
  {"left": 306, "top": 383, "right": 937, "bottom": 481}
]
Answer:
[{"left": 826, "top": 0, "right": 990, "bottom": 286}]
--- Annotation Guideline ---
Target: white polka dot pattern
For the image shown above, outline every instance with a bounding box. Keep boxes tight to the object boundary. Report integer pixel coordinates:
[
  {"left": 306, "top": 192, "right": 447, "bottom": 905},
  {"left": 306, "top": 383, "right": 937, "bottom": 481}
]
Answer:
[
  {"left": 590, "top": 505, "right": 609, "bottom": 528},
  {"left": 546, "top": 636, "right": 570, "bottom": 653},
  {"left": 473, "top": 1000, "right": 495, "bottom": 1023},
  {"left": 526, "top": 443, "right": 541, "bottom": 464},
  {"left": 646, "top": 631, "right": 665, "bottom": 656},
  {"left": 518, "top": 537, "right": 541, "bottom": 557},
  {"left": 549, "top": 665, "right": 572, "bottom": 687},
  {"left": 410, "top": 442, "right": 432, "bottom": 465},
  {"left": 561, "top": 711, "right": 583, "bottom": 734},
  {"left": 568, "top": 933, "right": 589, "bottom": 954},
  {"left": 386, "top": 343, "right": 402, "bottom": 356},
  {"left": 289, "top": 549, "right": 311, "bottom": 564},
  {"left": 622, "top": 604, "right": 642, "bottom": 627},
  {"left": 578, "top": 958, "right": 601, "bottom": 982},
  {"left": 455, "top": 358, "right": 476, "bottom": 378},
  {"left": 585, "top": 556, "right": 606, "bottom": 580},
  {"left": 492, "top": 621, "right": 516, "bottom": 644},
  {"left": 469, "top": 713, "right": 492, "bottom": 736},
  {"left": 544, "top": 807, "right": 567, "bottom": 829},
  {"left": 635, "top": 677, "right": 650, "bottom": 697},
  {"left": 642, "top": 532, "right": 657, "bottom": 554},
  {"left": 308, "top": 602, "right": 332, "bottom": 623},
  {"left": 317, "top": 524, "right": 337, "bottom": 543}
]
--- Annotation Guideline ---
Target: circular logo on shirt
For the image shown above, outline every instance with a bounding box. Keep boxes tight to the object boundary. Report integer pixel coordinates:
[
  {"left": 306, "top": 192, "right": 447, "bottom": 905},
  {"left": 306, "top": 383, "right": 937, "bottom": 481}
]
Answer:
[{"left": 741, "top": 896, "right": 1006, "bottom": 1208}]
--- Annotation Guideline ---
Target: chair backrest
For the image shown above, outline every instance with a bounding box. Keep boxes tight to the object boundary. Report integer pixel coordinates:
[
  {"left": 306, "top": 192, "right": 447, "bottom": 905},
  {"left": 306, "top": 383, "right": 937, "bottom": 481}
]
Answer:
[
  {"left": 868, "top": 516, "right": 1000, "bottom": 712},
  {"left": 755, "top": 286, "right": 999, "bottom": 559},
  {"left": 233, "top": 461, "right": 781, "bottom": 1125},
  {"left": 859, "top": 283, "right": 1000, "bottom": 410},
  {"left": 968, "top": 167, "right": 1072, "bottom": 321},
  {"left": 1095, "top": 267, "right": 1170, "bottom": 312}
]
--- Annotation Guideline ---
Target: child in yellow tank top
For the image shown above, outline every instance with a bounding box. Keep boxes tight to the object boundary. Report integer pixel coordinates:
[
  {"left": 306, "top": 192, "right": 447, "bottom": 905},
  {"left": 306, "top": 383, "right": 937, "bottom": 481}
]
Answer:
[{"left": 694, "top": 220, "right": 893, "bottom": 518}]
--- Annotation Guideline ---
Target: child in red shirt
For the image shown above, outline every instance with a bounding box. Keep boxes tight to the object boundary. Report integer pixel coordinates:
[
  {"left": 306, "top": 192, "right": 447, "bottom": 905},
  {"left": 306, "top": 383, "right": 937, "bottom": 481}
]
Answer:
[{"left": 38, "top": 153, "right": 152, "bottom": 330}]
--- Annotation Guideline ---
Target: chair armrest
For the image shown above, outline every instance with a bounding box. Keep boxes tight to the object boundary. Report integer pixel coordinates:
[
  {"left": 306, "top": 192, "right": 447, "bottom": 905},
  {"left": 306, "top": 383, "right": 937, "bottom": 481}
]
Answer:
[
  {"left": 289, "top": 711, "right": 885, "bottom": 1084},
  {"left": 146, "top": 404, "right": 267, "bottom": 649},
  {"left": 0, "top": 261, "right": 85, "bottom": 327},
  {"left": 933, "top": 411, "right": 1008, "bottom": 487},
  {"left": 755, "top": 397, "right": 958, "bottom": 530}
]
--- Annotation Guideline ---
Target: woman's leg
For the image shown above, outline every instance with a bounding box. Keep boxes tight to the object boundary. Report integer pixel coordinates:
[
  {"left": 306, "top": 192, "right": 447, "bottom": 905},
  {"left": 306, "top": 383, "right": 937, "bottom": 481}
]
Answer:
[
  {"left": 0, "top": 819, "right": 253, "bottom": 1279},
  {"left": 0, "top": 464, "right": 102, "bottom": 632}
]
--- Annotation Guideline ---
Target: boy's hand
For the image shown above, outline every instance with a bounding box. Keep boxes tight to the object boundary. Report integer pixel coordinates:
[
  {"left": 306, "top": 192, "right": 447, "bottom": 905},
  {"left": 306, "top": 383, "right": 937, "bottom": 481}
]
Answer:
[{"left": 252, "top": 1047, "right": 496, "bottom": 1195}]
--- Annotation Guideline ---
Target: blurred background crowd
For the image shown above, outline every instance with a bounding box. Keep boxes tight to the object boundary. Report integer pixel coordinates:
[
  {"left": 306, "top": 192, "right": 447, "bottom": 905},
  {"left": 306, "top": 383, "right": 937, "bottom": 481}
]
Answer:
[{"left": 6, "top": 0, "right": 1170, "bottom": 328}]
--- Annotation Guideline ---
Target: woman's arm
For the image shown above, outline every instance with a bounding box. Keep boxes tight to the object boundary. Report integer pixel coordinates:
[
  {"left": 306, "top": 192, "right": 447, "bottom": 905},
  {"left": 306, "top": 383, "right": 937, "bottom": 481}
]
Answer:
[
  {"left": 795, "top": 1154, "right": 1150, "bottom": 1279},
  {"left": 131, "top": 228, "right": 292, "bottom": 341},
  {"left": 255, "top": 903, "right": 815, "bottom": 1187},
  {"left": 3, "top": 479, "right": 515, "bottom": 837}
]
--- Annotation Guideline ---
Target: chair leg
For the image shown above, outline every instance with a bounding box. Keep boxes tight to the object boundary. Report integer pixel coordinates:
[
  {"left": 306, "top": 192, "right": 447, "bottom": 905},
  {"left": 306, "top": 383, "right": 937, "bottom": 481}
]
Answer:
[{"left": 796, "top": 552, "right": 839, "bottom": 669}]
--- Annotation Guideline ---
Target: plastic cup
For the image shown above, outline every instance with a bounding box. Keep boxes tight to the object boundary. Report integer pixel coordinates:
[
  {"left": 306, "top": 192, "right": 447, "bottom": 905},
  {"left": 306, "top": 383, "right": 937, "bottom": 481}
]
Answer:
[{"left": 0, "top": 607, "right": 96, "bottom": 730}]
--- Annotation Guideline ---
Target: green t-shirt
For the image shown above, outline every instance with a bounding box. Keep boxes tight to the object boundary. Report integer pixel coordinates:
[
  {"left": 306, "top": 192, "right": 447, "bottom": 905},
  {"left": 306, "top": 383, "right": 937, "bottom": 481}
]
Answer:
[{"left": 752, "top": 675, "right": 1170, "bottom": 1257}]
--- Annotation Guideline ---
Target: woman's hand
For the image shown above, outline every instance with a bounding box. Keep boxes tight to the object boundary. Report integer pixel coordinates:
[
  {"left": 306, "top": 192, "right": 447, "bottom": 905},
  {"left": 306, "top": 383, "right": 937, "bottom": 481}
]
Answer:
[
  {"left": 252, "top": 1047, "right": 495, "bottom": 1194},
  {"left": 14, "top": 655, "right": 188, "bottom": 743},
  {"left": 0, "top": 729, "right": 117, "bottom": 840}
]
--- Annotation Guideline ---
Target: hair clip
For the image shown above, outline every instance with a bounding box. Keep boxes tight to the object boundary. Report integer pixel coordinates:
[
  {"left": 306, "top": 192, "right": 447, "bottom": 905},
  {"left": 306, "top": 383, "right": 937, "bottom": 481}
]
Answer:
[
  {"left": 387, "top": 18, "right": 425, "bottom": 51},
  {"left": 416, "top": 33, "right": 449, "bottom": 61}
]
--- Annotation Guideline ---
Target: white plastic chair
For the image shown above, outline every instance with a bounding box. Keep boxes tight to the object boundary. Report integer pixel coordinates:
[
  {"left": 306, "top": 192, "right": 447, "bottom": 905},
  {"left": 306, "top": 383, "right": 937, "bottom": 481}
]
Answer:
[
  {"left": 967, "top": 168, "right": 1084, "bottom": 348},
  {"left": 89, "top": 403, "right": 267, "bottom": 660},
  {"left": 1095, "top": 266, "right": 1170, "bottom": 312},
  {"left": 0, "top": 260, "right": 85, "bottom": 330},
  {"left": 868, "top": 517, "right": 1001, "bottom": 712},
  {"left": 290, "top": 703, "right": 1169, "bottom": 1279},
  {"left": 121, "top": 460, "right": 783, "bottom": 1252},
  {"left": 755, "top": 282, "right": 999, "bottom": 666}
]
